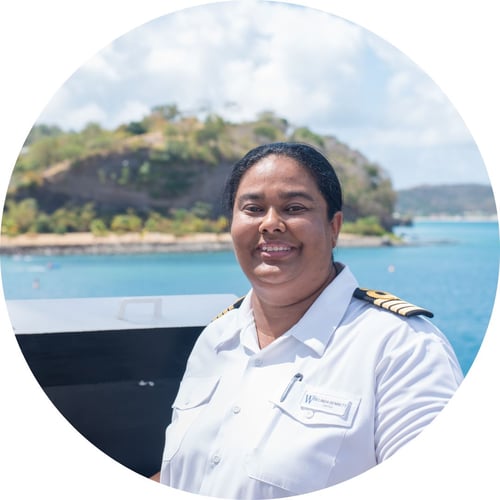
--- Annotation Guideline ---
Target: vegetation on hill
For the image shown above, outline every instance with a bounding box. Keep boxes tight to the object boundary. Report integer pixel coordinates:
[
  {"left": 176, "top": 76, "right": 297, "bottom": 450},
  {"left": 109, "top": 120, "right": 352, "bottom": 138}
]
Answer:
[
  {"left": 395, "top": 184, "right": 497, "bottom": 218},
  {"left": 3, "top": 106, "right": 395, "bottom": 237}
]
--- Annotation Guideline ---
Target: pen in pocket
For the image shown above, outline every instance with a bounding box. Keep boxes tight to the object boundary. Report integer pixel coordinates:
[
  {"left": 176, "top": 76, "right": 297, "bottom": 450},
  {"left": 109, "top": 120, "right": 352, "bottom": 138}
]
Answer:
[{"left": 280, "top": 373, "right": 303, "bottom": 402}]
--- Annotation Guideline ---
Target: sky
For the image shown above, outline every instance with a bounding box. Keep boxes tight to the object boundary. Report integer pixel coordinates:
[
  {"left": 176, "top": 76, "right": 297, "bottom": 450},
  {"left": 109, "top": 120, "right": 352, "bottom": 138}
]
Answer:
[{"left": 33, "top": 0, "right": 489, "bottom": 190}]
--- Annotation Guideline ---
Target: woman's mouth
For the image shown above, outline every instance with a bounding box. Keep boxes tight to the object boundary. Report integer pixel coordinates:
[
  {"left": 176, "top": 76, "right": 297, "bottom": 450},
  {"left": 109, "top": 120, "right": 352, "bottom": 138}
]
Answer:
[{"left": 257, "top": 243, "right": 294, "bottom": 258}]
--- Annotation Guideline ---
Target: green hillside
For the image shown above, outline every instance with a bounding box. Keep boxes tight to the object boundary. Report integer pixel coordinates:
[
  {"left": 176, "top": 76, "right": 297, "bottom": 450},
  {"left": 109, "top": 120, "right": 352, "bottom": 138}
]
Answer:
[
  {"left": 3, "top": 107, "right": 396, "bottom": 237},
  {"left": 396, "top": 184, "right": 497, "bottom": 217}
]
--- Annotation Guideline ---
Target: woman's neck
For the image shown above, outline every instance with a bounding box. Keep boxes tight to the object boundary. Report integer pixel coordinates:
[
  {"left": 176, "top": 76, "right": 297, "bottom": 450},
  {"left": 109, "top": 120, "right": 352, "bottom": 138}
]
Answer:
[{"left": 251, "top": 265, "right": 337, "bottom": 348}]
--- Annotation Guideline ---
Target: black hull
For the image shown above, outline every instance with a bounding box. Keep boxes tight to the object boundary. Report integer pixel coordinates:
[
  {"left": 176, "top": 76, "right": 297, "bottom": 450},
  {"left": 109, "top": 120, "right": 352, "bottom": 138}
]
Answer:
[{"left": 16, "top": 326, "right": 201, "bottom": 477}]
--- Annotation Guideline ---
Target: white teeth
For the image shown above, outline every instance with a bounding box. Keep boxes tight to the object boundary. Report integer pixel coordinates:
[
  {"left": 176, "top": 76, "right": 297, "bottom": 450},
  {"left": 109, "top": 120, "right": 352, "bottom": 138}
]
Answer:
[{"left": 262, "top": 246, "right": 290, "bottom": 252}]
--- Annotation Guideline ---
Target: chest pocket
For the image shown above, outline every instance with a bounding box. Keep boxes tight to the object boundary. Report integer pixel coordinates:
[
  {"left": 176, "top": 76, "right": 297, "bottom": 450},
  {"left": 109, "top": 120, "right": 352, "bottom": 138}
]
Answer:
[
  {"left": 246, "top": 384, "right": 361, "bottom": 495},
  {"left": 162, "top": 375, "right": 219, "bottom": 462}
]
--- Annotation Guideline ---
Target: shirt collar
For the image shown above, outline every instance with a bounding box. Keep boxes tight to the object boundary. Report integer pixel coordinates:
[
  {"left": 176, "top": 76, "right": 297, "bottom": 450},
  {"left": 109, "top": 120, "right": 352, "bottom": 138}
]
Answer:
[
  {"left": 214, "top": 264, "right": 359, "bottom": 356},
  {"left": 287, "top": 264, "right": 358, "bottom": 356},
  {"left": 214, "top": 293, "right": 254, "bottom": 352}
]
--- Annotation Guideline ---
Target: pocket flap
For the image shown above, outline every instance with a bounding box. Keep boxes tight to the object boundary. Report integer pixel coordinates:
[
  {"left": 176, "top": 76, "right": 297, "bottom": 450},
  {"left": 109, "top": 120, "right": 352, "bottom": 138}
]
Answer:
[{"left": 172, "top": 375, "right": 219, "bottom": 410}]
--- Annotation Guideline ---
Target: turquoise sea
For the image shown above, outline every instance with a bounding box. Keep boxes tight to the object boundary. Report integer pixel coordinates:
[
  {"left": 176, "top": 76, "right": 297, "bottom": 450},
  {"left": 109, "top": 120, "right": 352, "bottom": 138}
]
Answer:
[{"left": 1, "top": 221, "right": 498, "bottom": 375}]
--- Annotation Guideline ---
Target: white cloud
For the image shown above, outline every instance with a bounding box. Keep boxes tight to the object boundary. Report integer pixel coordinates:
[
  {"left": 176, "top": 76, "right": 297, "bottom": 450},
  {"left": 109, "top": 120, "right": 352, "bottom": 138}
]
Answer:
[
  {"left": 113, "top": 100, "right": 151, "bottom": 125},
  {"left": 68, "top": 103, "right": 108, "bottom": 130},
  {"left": 365, "top": 34, "right": 472, "bottom": 148},
  {"left": 96, "top": 1, "right": 366, "bottom": 128},
  {"left": 38, "top": 85, "right": 107, "bottom": 130},
  {"left": 80, "top": 51, "right": 120, "bottom": 81}
]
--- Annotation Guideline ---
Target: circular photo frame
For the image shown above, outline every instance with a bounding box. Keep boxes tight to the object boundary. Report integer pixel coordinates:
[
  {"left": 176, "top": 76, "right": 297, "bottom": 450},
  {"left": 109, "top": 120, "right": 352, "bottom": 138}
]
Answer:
[{"left": 1, "top": 1, "right": 498, "bottom": 499}]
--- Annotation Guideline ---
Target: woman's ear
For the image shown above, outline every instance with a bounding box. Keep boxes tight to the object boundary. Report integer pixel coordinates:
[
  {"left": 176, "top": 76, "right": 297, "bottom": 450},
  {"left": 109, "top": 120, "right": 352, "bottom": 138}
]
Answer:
[{"left": 330, "top": 211, "right": 343, "bottom": 247}]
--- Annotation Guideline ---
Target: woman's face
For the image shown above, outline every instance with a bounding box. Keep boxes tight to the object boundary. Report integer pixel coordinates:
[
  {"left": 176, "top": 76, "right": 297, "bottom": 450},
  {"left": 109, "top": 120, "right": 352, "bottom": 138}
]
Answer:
[{"left": 231, "top": 154, "right": 342, "bottom": 303}]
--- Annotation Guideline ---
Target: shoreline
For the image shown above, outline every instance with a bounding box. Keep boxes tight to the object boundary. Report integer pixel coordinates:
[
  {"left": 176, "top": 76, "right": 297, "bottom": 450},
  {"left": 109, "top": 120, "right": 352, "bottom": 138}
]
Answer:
[
  {"left": 0, "top": 231, "right": 397, "bottom": 256},
  {"left": 413, "top": 215, "right": 497, "bottom": 222}
]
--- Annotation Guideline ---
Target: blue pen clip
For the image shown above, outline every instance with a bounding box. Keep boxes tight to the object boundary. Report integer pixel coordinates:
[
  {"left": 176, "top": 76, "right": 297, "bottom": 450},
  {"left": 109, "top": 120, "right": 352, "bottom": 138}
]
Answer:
[{"left": 280, "top": 373, "right": 303, "bottom": 402}]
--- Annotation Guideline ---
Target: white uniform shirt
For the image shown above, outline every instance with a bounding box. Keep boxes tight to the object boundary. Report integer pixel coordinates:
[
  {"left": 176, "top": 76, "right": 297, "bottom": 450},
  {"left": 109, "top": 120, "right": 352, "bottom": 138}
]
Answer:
[{"left": 160, "top": 265, "right": 463, "bottom": 498}]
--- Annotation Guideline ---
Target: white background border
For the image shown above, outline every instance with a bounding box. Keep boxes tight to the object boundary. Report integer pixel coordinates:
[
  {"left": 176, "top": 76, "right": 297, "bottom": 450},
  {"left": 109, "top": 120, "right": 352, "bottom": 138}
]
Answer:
[{"left": 1, "top": 1, "right": 498, "bottom": 498}]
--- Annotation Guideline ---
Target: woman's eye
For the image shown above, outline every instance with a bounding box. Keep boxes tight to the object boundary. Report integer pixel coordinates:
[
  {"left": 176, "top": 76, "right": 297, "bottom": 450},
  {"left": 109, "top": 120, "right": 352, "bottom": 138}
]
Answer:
[
  {"left": 286, "top": 205, "right": 306, "bottom": 213},
  {"left": 243, "top": 205, "right": 262, "bottom": 213}
]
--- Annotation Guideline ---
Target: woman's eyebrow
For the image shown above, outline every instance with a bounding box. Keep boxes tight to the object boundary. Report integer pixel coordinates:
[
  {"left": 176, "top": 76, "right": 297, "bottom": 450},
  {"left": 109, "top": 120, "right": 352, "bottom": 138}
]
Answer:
[
  {"left": 236, "top": 191, "right": 315, "bottom": 203},
  {"left": 280, "top": 191, "right": 315, "bottom": 202},
  {"left": 235, "top": 193, "right": 263, "bottom": 204}
]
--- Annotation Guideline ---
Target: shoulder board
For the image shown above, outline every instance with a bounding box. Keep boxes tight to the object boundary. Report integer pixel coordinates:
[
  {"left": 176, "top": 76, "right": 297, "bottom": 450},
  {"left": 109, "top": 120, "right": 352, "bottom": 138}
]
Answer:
[
  {"left": 353, "top": 287, "right": 433, "bottom": 318},
  {"left": 212, "top": 296, "right": 246, "bottom": 321}
]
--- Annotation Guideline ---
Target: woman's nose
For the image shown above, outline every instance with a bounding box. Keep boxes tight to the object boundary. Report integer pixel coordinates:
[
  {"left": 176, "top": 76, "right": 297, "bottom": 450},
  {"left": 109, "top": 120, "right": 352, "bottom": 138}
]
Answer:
[{"left": 259, "top": 208, "right": 285, "bottom": 233}]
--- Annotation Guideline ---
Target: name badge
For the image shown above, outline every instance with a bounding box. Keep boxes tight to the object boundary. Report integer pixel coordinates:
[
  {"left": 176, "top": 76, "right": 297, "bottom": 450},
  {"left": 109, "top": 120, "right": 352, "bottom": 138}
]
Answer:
[{"left": 301, "top": 391, "right": 353, "bottom": 419}]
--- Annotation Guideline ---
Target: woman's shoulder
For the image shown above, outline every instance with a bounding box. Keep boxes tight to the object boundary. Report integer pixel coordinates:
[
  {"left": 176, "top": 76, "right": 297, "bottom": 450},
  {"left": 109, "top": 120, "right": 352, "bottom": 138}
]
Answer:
[
  {"left": 347, "top": 286, "right": 456, "bottom": 358},
  {"left": 211, "top": 295, "right": 246, "bottom": 321},
  {"left": 191, "top": 295, "right": 248, "bottom": 353}
]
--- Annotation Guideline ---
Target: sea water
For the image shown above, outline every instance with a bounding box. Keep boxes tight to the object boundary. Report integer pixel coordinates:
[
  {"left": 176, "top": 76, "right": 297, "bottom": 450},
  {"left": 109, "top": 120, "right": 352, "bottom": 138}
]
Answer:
[{"left": 1, "top": 221, "right": 498, "bottom": 374}]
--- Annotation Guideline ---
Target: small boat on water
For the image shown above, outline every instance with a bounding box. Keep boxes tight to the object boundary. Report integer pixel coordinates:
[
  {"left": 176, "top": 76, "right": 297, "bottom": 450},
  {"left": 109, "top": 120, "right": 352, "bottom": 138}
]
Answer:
[{"left": 8, "top": 293, "right": 237, "bottom": 478}]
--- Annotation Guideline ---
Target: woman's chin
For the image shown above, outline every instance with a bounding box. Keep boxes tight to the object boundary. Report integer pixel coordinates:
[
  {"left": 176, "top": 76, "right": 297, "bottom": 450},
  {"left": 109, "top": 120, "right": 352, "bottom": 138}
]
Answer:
[{"left": 250, "top": 265, "right": 297, "bottom": 288}]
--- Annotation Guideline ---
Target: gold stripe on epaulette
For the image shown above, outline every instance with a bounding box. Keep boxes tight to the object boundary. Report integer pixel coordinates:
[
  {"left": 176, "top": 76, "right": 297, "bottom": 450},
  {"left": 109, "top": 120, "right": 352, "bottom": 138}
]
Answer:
[
  {"left": 397, "top": 305, "right": 423, "bottom": 317},
  {"left": 374, "top": 299, "right": 407, "bottom": 312},
  {"left": 353, "top": 287, "right": 433, "bottom": 318},
  {"left": 212, "top": 296, "right": 246, "bottom": 321}
]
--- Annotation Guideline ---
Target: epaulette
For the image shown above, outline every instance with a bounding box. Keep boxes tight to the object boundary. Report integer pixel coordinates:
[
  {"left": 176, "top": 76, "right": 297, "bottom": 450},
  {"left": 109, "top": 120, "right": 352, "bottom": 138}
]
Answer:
[
  {"left": 212, "top": 296, "right": 245, "bottom": 321},
  {"left": 353, "top": 287, "right": 433, "bottom": 318}
]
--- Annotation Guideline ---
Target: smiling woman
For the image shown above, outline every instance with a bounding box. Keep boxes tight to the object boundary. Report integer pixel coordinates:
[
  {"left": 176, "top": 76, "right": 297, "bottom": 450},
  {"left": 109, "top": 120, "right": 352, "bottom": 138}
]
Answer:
[
  {"left": 155, "top": 142, "right": 463, "bottom": 498},
  {"left": 1, "top": 1, "right": 499, "bottom": 499},
  {"left": 229, "top": 145, "right": 343, "bottom": 345}
]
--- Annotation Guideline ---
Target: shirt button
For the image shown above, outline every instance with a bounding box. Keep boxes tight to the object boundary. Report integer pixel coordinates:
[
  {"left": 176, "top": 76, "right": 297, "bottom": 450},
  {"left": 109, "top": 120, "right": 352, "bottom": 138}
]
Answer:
[
  {"left": 212, "top": 455, "right": 221, "bottom": 465},
  {"left": 232, "top": 406, "right": 241, "bottom": 414},
  {"left": 303, "top": 410, "right": 314, "bottom": 419},
  {"left": 254, "top": 359, "right": 263, "bottom": 366}
]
